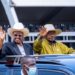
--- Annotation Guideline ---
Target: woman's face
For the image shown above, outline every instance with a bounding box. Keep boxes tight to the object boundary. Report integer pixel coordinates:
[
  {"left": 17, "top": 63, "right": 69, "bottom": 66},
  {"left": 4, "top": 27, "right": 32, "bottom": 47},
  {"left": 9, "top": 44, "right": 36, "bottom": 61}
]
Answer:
[
  {"left": 46, "top": 31, "right": 56, "bottom": 41},
  {"left": 12, "top": 31, "right": 24, "bottom": 44}
]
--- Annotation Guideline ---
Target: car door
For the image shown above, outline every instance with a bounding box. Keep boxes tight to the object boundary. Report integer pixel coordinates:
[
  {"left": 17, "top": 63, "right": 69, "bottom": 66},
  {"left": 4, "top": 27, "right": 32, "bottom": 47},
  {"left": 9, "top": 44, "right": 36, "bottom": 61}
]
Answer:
[{"left": 36, "top": 60, "right": 75, "bottom": 75}]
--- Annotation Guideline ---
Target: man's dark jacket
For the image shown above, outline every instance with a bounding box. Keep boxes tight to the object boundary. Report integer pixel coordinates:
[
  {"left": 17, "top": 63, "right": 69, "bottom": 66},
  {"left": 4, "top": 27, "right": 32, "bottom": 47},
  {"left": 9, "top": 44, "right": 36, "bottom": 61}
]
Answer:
[{"left": 0, "top": 42, "right": 33, "bottom": 57}]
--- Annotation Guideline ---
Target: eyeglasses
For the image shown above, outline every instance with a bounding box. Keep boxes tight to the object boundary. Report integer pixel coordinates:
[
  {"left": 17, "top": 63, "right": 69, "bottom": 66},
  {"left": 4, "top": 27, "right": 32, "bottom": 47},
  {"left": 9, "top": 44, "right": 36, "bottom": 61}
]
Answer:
[{"left": 14, "top": 34, "right": 23, "bottom": 37}]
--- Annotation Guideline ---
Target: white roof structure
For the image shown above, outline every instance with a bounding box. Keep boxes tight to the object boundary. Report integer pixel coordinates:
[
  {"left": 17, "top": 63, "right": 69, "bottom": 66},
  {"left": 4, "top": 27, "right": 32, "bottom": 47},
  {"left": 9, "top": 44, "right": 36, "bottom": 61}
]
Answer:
[{"left": 12, "top": 0, "right": 75, "bottom": 6}]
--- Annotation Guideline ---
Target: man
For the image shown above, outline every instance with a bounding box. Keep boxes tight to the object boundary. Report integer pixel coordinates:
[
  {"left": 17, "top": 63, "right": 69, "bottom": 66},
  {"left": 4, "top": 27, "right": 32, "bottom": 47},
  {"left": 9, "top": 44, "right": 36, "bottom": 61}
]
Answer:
[
  {"left": 20, "top": 56, "right": 38, "bottom": 75},
  {"left": 0, "top": 22, "right": 33, "bottom": 57},
  {"left": 33, "top": 24, "right": 75, "bottom": 54}
]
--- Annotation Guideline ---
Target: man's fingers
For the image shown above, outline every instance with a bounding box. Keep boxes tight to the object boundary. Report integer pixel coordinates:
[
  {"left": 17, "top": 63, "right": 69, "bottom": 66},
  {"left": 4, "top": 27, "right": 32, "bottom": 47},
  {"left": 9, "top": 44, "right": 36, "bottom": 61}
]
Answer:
[{"left": 39, "top": 26, "right": 46, "bottom": 31}]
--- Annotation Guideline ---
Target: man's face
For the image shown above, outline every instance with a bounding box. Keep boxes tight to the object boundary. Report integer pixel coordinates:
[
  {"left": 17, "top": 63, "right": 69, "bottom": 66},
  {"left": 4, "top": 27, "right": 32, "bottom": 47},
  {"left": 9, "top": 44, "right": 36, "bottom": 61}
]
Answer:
[
  {"left": 12, "top": 31, "right": 24, "bottom": 44},
  {"left": 23, "top": 58, "right": 36, "bottom": 70},
  {"left": 46, "top": 31, "right": 56, "bottom": 41},
  {"left": 22, "top": 58, "right": 36, "bottom": 75}
]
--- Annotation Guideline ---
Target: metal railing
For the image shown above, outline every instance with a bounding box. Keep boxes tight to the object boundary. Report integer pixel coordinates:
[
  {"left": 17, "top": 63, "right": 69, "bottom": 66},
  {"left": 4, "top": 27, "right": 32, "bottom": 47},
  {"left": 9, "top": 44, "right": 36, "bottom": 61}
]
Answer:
[
  {"left": 24, "top": 32, "right": 75, "bottom": 43},
  {"left": 4, "top": 32, "right": 75, "bottom": 43}
]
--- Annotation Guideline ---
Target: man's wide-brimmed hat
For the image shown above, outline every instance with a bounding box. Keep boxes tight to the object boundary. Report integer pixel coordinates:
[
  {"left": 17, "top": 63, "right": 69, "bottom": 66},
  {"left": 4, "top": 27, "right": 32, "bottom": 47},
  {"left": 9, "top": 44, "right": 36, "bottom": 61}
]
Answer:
[
  {"left": 7, "top": 22, "right": 29, "bottom": 37},
  {"left": 44, "top": 24, "right": 62, "bottom": 35}
]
